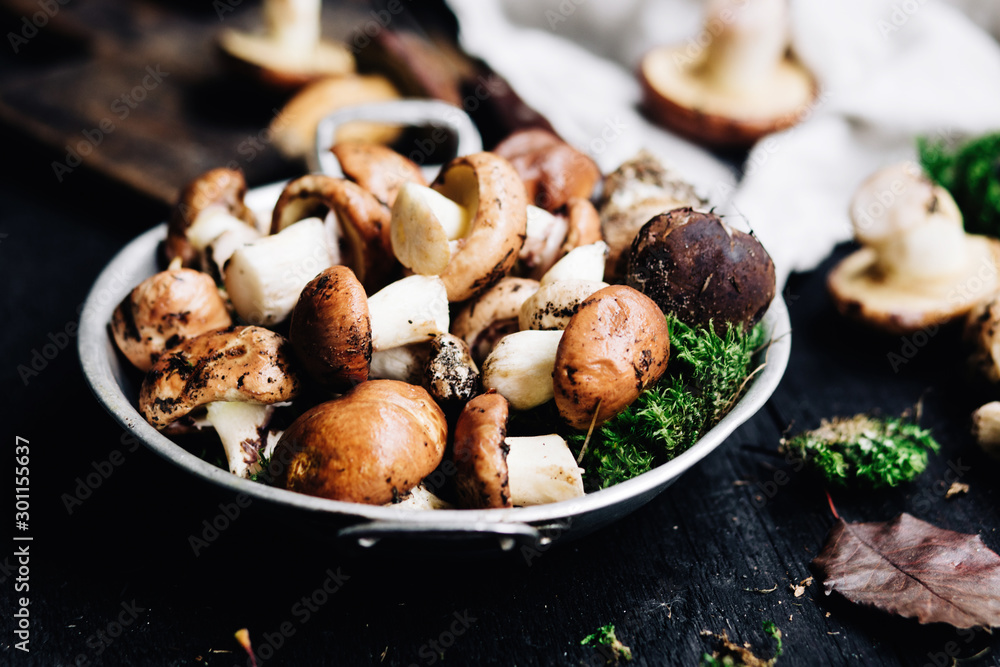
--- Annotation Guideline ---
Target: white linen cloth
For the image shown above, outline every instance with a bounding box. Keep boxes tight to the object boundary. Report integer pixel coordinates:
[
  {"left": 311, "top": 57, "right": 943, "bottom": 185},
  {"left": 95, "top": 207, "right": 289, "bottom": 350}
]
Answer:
[{"left": 445, "top": 0, "right": 1000, "bottom": 284}]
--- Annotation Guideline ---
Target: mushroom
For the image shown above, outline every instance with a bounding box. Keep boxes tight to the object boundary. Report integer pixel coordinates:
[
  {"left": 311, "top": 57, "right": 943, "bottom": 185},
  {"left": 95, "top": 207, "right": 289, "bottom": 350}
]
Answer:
[
  {"left": 273, "top": 380, "right": 447, "bottom": 504},
  {"left": 638, "top": 0, "right": 817, "bottom": 148},
  {"left": 288, "top": 266, "right": 371, "bottom": 391},
  {"left": 452, "top": 392, "right": 585, "bottom": 508},
  {"left": 519, "top": 198, "right": 604, "bottom": 280},
  {"left": 972, "top": 402, "right": 1000, "bottom": 460},
  {"left": 166, "top": 168, "right": 258, "bottom": 270},
  {"left": 369, "top": 343, "right": 431, "bottom": 384},
  {"left": 627, "top": 208, "right": 776, "bottom": 331},
  {"left": 553, "top": 285, "right": 671, "bottom": 430},
  {"left": 385, "top": 483, "right": 454, "bottom": 510},
  {"left": 966, "top": 297, "right": 1000, "bottom": 382},
  {"left": 598, "top": 151, "right": 704, "bottom": 279},
  {"left": 139, "top": 326, "right": 301, "bottom": 478},
  {"left": 218, "top": 0, "right": 355, "bottom": 91},
  {"left": 289, "top": 269, "right": 449, "bottom": 388},
  {"left": 481, "top": 330, "right": 563, "bottom": 411},
  {"left": 828, "top": 162, "right": 1000, "bottom": 334},
  {"left": 539, "top": 241, "right": 608, "bottom": 286},
  {"left": 271, "top": 174, "right": 395, "bottom": 291},
  {"left": 391, "top": 152, "right": 528, "bottom": 302},
  {"left": 224, "top": 218, "right": 334, "bottom": 326},
  {"left": 331, "top": 142, "right": 427, "bottom": 209},
  {"left": 518, "top": 279, "right": 609, "bottom": 331},
  {"left": 111, "top": 264, "right": 232, "bottom": 372},
  {"left": 423, "top": 333, "right": 480, "bottom": 405},
  {"left": 451, "top": 277, "right": 540, "bottom": 365},
  {"left": 271, "top": 75, "right": 402, "bottom": 160},
  {"left": 493, "top": 128, "right": 600, "bottom": 212}
]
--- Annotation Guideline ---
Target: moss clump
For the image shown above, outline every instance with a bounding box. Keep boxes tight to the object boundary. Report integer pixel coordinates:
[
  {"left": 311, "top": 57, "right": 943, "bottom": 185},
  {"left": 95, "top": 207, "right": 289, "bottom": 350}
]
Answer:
[{"left": 919, "top": 132, "right": 1000, "bottom": 237}]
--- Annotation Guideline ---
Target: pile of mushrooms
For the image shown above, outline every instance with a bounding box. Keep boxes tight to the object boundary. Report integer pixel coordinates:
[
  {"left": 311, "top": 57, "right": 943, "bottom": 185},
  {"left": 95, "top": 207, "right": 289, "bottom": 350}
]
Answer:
[{"left": 112, "top": 136, "right": 777, "bottom": 510}]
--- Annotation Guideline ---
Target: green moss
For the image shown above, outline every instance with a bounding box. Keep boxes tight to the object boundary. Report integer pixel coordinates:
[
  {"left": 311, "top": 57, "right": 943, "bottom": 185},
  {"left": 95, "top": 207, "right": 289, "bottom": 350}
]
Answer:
[
  {"left": 781, "top": 414, "right": 939, "bottom": 489},
  {"left": 581, "top": 623, "right": 632, "bottom": 662},
  {"left": 919, "top": 132, "right": 1000, "bottom": 237},
  {"left": 572, "top": 316, "right": 767, "bottom": 489}
]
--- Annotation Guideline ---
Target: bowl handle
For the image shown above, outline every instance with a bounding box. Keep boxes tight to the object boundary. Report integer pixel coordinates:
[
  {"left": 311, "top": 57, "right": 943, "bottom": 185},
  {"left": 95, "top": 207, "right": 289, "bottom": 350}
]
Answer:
[{"left": 335, "top": 519, "right": 570, "bottom": 556}]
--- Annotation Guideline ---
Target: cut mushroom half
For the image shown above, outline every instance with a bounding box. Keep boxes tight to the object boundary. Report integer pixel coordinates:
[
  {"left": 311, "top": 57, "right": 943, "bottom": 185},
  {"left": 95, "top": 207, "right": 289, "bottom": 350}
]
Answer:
[
  {"left": 218, "top": 0, "right": 355, "bottom": 90},
  {"left": 453, "top": 392, "right": 585, "bottom": 508},
  {"left": 393, "top": 152, "right": 528, "bottom": 302},
  {"left": 139, "top": 326, "right": 301, "bottom": 478},
  {"left": 829, "top": 162, "right": 1000, "bottom": 334},
  {"left": 638, "top": 0, "right": 817, "bottom": 147}
]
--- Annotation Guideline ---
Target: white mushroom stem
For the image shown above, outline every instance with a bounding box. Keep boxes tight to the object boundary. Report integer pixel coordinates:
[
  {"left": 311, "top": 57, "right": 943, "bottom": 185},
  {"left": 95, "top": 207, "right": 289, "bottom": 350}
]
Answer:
[
  {"left": 391, "top": 182, "right": 471, "bottom": 275},
  {"left": 522, "top": 205, "right": 569, "bottom": 273},
  {"left": 506, "top": 435, "right": 585, "bottom": 506},
  {"left": 208, "top": 225, "right": 261, "bottom": 275},
  {"left": 519, "top": 279, "right": 609, "bottom": 331},
  {"left": 186, "top": 207, "right": 257, "bottom": 254},
  {"left": 368, "top": 275, "right": 450, "bottom": 351},
  {"left": 540, "top": 241, "right": 609, "bottom": 285},
  {"left": 204, "top": 402, "right": 279, "bottom": 478},
  {"left": 224, "top": 218, "right": 333, "bottom": 326},
  {"left": 697, "top": 0, "right": 789, "bottom": 92},
  {"left": 482, "top": 330, "right": 563, "bottom": 410},
  {"left": 384, "top": 484, "right": 454, "bottom": 510},
  {"left": 265, "top": 0, "right": 321, "bottom": 62},
  {"left": 369, "top": 343, "right": 430, "bottom": 383},
  {"left": 972, "top": 402, "right": 1000, "bottom": 460}
]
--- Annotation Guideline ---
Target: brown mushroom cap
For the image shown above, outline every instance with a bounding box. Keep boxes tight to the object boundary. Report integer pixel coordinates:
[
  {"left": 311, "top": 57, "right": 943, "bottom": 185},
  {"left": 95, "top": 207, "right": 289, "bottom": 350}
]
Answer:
[
  {"left": 451, "top": 277, "right": 540, "bottom": 364},
  {"left": 331, "top": 143, "right": 427, "bottom": 209},
  {"left": 453, "top": 391, "right": 512, "bottom": 509},
  {"left": 111, "top": 268, "right": 232, "bottom": 372},
  {"left": 271, "top": 174, "right": 395, "bottom": 291},
  {"left": 167, "top": 168, "right": 257, "bottom": 267},
  {"left": 627, "top": 208, "right": 776, "bottom": 331},
  {"left": 493, "top": 129, "right": 600, "bottom": 212},
  {"left": 273, "top": 380, "right": 447, "bottom": 504},
  {"left": 559, "top": 197, "right": 603, "bottom": 258},
  {"left": 289, "top": 266, "right": 372, "bottom": 390},
  {"left": 638, "top": 46, "right": 817, "bottom": 149},
  {"left": 431, "top": 152, "right": 529, "bottom": 302},
  {"left": 828, "top": 237, "right": 1000, "bottom": 336},
  {"left": 554, "top": 285, "right": 671, "bottom": 430},
  {"left": 139, "top": 326, "right": 301, "bottom": 429}
]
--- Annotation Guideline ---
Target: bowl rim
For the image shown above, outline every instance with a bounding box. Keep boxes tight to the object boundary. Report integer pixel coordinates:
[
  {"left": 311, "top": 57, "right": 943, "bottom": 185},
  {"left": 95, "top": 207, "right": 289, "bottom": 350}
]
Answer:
[{"left": 78, "top": 192, "right": 791, "bottom": 531}]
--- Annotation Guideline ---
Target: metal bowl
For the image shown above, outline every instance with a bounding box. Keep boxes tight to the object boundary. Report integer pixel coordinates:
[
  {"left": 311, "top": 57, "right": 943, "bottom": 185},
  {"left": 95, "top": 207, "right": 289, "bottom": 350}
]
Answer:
[{"left": 79, "top": 182, "right": 791, "bottom": 556}]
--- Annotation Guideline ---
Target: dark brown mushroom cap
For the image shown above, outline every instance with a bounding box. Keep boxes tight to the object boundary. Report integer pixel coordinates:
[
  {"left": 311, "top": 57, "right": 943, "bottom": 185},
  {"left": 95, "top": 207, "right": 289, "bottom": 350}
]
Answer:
[
  {"left": 627, "top": 208, "right": 776, "bottom": 331},
  {"left": 139, "top": 326, "right": 301, "bottom": 428},
  {"left": 493, "top": 129, "right": 600, "bottom": 212},
  {"left": 289, "top": 266, "right": 372, "bottom": 391},
  {"left": 271, "top": 175, "right": 394, "bottom": 291},
  {"left": 431, "top": 152, "right": 529, "bottom": 302},
  {"left": 111, "top": 268, "right": 232, "bottom": 372},
  {"left": 274, "top": 380, "right": 447, "bottom": 504},
  {"left": 453, "top": 391, "right": 511, "bottom": 509},
  {"left": 167, "top": 168, "right": 256, "bottom": 267},
  {"left": 331, "top": 143, "right": 427, "bottom": 209},
  {"left": 554, "top": 285, "right": 671, "bottom": 430}
]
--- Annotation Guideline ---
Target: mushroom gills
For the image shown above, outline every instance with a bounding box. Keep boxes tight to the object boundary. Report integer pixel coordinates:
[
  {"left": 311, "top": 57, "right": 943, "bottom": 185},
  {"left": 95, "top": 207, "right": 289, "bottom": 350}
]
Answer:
[
  {"left": 204, "top": 401, "right": 281, "bottom": 478},
  {"left": 482, "top": 330, "right": 563, "bottom": 410},
  {"left": 368, "top": 275, "right": 450, "bottom": 351},
  {"left": 224, "top": 218, "right": 333, "bottom": 326},
  {"left": 506, "top": 435, "right": 585, "bottom": 506},
  {"left": 391, "top": 182, "right": 471, "bottom": 275}
]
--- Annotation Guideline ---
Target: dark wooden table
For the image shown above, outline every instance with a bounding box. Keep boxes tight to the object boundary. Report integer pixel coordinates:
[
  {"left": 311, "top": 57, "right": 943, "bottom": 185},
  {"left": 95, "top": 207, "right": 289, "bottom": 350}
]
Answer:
[{"left": 4, "top": 3, "right": 1000, "bottom": 666}]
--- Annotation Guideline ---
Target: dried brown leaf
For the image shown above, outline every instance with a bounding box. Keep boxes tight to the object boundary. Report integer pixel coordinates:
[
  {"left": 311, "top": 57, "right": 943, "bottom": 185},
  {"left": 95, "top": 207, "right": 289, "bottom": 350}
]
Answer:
[{"left": 813, "top": 513, "right": 1000, "bottom": 628}]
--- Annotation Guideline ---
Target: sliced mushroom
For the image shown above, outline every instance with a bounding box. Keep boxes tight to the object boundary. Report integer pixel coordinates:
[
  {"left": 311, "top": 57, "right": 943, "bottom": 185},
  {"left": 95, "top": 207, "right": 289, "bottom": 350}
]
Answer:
[
  {"left": 218, "top": 0, "right": 355, "bottom": 90},
  {"left": 493, "top": 128, "right": 600, "bottom": 212},
  {"left": 224, "top": 218, "right": 334, "bottom": 326},
  {"left": 393, "top": 152, "right": 528, "bottom": 302},
  {"left": 829, "top": 162, "right": 1000, "bottom": 334},
  {"left": 481, "top": 330, "right": 563, "bottom": 410},
  {"left": 271, "top": 174, "right": 395, "bottom": 291},
  {"left": 289, "top": 266, "right": 371, "bottom": 391},
  {"left": 451, "top": 277, "right": 540, "bottom": 365},
  {"left": 638, "top": 0, "right": 817, "bottom": 147},
  {"left": 167, "top": 168, "right": 257, "bottom": 269},
  {"left": 453, "top": 392, "right": 585, "bottom": 509},
  {"left": 111, "top": 266, "right": 232, "bottom": 372},
  {"left": 553, "top": 285, "right": 671, "bottom": 430},
  {"left": 273, "top": 380, "right": 447, "bottom": 504},
  {"left": 599, "top": 151, "right": 704, "bottom": 279},
  {"left": 139, "top": 326, "right": 301, "bottom": 477},
  {"left": 627, "top": 208, "right": 776, "bottom": 331},
  {"left": 332, "top": 143, "right": 427, "bottom": 209}
]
